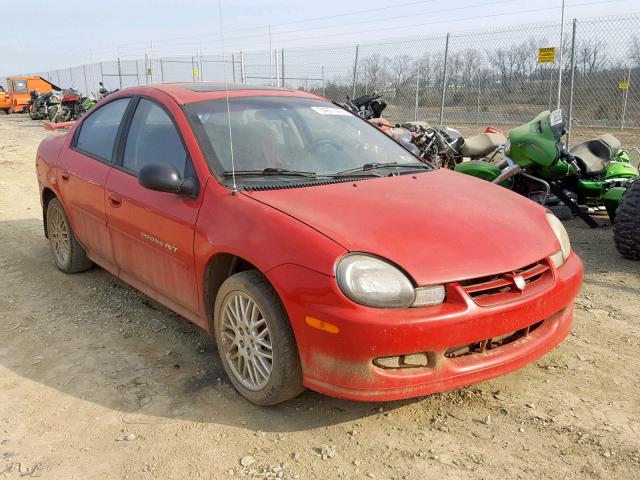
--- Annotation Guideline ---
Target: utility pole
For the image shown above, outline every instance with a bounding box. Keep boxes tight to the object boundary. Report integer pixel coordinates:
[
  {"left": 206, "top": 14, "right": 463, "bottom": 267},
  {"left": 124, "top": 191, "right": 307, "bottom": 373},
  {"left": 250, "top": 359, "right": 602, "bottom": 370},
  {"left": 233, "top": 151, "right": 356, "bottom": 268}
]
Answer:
[{"left": 556, "top": 0, "right": 565, "bottom": 110}]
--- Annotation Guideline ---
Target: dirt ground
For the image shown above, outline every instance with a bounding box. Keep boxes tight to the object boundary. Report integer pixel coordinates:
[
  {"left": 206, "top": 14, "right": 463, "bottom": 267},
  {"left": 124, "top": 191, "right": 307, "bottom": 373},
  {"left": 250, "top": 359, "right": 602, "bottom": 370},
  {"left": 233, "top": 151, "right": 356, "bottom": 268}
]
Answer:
[{"left": 0, "top": 113, "right": 639, "bottom": 480}]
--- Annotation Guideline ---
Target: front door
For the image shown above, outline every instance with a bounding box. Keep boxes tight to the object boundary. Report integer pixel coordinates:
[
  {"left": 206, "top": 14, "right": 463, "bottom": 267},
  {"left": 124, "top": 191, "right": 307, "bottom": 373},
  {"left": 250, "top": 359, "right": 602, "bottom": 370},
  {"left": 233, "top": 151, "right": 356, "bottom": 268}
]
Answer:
[
  {"left": 58, "top": 97, "right": 131, "bottom": 273},
  {"left": 105, "top": 97, "right": 202, "bottom": 314}
]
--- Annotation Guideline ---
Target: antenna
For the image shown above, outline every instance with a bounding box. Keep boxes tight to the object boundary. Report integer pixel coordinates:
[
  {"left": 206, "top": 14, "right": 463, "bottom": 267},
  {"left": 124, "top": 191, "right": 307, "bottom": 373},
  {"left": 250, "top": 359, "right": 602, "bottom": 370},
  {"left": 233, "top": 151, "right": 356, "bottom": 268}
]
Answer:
[{"left": 218, "top": 0, "right": 237, "bottom": 194}]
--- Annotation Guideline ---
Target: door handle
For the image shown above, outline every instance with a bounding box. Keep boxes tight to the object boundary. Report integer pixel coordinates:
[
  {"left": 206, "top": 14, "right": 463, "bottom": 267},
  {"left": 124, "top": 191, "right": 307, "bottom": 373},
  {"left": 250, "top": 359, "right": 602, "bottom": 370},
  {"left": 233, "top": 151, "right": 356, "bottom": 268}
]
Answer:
[
  {"left": 60, "top": 170, "right": 70, "bottom": 181},
  {"left": 108, "top": 193, "right": 122, "bottom": 208}
]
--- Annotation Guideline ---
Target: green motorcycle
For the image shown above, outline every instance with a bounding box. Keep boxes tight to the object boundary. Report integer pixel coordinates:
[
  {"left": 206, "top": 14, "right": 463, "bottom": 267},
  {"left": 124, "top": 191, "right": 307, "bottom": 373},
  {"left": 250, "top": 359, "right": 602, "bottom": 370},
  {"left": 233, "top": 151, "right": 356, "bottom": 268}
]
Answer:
[{"left": 454, "top": 110, "right": 639, "bottom": 227}]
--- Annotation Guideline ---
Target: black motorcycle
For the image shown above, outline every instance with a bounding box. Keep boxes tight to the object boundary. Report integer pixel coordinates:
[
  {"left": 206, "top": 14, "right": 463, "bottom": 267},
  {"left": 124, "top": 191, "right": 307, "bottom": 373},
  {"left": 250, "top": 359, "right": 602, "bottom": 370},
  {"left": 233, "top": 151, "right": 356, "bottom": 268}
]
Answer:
[
  {"left": 343, "top": 92, "right": 387, "bottom": 119},
  {"left": 28, "top": 90, "right": 58, "bottom": 120},
  {"left": 98, "top": 81, "right": 118, "bottom": 99}
]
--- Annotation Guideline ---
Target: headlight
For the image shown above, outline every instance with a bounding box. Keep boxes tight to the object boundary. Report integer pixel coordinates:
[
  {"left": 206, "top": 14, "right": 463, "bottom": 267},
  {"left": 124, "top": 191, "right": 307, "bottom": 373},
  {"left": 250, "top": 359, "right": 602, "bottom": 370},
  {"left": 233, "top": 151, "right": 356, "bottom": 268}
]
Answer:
[
  {"left": 335, "top": 254, "right": 445, "bottom": 308},
  {"left": 546, "top": 212, "right": 571, "bottom": 268}
]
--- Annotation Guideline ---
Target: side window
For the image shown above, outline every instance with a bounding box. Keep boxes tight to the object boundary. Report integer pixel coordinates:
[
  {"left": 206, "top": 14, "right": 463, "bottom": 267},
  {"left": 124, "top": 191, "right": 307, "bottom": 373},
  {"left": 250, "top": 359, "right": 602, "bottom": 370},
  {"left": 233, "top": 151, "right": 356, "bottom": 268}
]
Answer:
[
  {"left": 122, "top": 99, "right": 187, "bottom": 175},
  {"left": 12, "top": 80, "right": 27, "bottom": 93},
  {"left": 75, "top": 98, "right": 130, "bottom": 162}
]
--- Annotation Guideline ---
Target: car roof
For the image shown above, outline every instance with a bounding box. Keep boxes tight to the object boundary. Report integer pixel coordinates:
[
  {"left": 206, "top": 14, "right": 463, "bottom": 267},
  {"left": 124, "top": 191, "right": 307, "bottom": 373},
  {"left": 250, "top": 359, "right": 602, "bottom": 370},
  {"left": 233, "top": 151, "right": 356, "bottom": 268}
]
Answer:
[{"left": 149, "top": 82, "right": 325, "bottom": 105}]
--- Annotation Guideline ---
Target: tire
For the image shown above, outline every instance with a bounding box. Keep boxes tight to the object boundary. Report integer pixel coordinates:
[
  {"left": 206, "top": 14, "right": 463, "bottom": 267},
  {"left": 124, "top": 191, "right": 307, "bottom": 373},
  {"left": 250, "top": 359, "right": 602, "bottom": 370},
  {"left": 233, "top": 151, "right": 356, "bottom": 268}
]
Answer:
[
  {"left": 613, "top": 182, "right": 640, "bottom": 260},
  {"left": 213, "top": 270, "right": 304, "bottom": 405},
  {"left": 46, "top": 198, "right": 94, "bottom": 273},
  {"left": 550, "top": 205, "right": 573, "bottom": 221}
]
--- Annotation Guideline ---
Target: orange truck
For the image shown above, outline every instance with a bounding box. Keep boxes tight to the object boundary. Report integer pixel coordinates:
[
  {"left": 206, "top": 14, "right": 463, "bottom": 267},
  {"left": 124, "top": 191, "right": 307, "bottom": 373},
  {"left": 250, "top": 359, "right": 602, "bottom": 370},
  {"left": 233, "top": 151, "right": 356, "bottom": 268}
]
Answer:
[{"left": 1, "top": 76, "right": 59, "bottom": 114}]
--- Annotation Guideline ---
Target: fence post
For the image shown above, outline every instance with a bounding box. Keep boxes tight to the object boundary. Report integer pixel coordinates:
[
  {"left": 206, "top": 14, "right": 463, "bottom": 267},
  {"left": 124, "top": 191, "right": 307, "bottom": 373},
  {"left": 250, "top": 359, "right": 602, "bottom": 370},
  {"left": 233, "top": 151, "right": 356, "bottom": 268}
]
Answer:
[
  {"left": 199, "top": 51, "right": 204, "bottom": 81},
  {"left": 82, "top": 64, "right": 88, "bottom": 96},
  {"left": 191, "top": 56, "right": 196, "bottom": 82},
  {"left": 269, "top": 25, "right": 273, "bottom": 86},
  {"left": 567, "top": 19, "right": 577, "bottom": 144},
  {"left": 275, "top": 50, "right": 280, "bottom": 86},
  {"left": 556, "top": 0, "right": 566, "bottom": 110},
  {"left": 621, "top": 66, "right": 632, "bottom": 130},
  {"left": 149, "top": 41, "right": 154, "bottom": 83},
  {"left": 351, "top": 44, "right": 359, "bottom": 99},
  {"left": 90, "top": 50, "right": 97, "bottom": 90},
  {"left": 232, "top": 53, "right": 236, "bottom": 83},
  {"left": 160, "top": 59, "right": 165, "bottom": 83},
  {"left": 69, "top": 67, "right": 73, "bottom": 87},
  {"left": 144, "top": 54, "right": 148, "bottom": 85},
  {"left": 439, "top": 33, "right": 450, "bottom": 125},
  {"left": 322, "top": 66, "right": 325, "bottom": 96},
  {"left": 99, "top": 62, "right": 104, "bottom": 84},
  {"left": 281, "top": 49, "right": 285, "bottom": 87},
  {"left": 240, "top": 50, "right": 246, "bottom": 83},
  {"left": 476, "top": 75, "right": 481, "bottom": 125},
  {"left": 117, "top": 57, "right": 123, "bottom": 89},
  {"left": 135, "top": 59, "right": 140, "bottom": 86},
  {"left": 414, "top": 60, "right": 420, "bottom": 121}
]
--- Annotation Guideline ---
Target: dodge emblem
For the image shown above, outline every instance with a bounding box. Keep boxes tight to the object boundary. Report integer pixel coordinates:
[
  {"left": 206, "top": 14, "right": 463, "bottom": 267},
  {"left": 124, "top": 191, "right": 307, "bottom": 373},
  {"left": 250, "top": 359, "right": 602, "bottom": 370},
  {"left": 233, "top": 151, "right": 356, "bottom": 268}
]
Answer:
[{"left": 514, "top": 275, "right": 526, "bottom": 291}]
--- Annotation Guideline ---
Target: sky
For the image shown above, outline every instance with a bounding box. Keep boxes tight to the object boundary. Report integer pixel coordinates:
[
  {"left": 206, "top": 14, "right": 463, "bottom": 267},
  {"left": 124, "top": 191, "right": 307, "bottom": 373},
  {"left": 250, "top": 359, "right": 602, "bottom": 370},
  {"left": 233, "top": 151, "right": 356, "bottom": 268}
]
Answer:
[{"left": 1, "top": 0, "right": 638, "bottom": 77}]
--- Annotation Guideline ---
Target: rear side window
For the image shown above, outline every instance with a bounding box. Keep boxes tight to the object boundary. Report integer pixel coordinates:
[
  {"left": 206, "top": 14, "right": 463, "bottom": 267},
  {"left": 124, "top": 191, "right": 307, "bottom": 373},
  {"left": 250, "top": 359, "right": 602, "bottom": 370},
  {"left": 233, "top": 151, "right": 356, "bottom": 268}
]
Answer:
[
  {"left": 75, "top": 98, "right": 130, "bottom": 162},
  {"left": 122, "top": 99, "right": 187, "bottom": 175}
]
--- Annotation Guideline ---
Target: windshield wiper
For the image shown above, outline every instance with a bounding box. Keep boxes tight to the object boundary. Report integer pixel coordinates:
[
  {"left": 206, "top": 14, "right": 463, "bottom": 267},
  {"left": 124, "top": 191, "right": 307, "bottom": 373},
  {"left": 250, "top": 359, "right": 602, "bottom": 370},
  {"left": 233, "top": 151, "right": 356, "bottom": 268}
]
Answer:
[
  {"left": 334, "top": 162, "right": 432, "bottom": 175},
  {"left": 223, "top": 168, "right": 318, "bottom": 178}
]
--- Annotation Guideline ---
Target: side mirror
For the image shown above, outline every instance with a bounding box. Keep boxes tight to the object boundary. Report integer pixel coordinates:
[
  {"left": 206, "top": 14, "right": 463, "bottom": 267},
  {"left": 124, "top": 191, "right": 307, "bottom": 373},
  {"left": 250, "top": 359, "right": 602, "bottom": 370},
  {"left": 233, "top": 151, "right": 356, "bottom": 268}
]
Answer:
[{"left": 138, "top": 164, "right": 198, "bottom": 198}]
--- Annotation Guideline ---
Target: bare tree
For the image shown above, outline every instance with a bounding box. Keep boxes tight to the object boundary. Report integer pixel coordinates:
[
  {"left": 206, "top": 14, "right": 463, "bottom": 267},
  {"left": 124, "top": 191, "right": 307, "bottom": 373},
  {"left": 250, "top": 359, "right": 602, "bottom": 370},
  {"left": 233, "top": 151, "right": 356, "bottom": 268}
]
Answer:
[
  {"left": 361, "top": 54, "right": 388, "bottom": 90},
  {"left": 389, "top": 55, "right": 413, "bottom": 92},
  {"left": 577, "top": 39, "right": 607, "bottom": 74},
  {"left": 460, "top": 49, "right": 482, "bottom": 86},
  {"left": 488, "top": 47, "right": 517, "bottom": 93}
]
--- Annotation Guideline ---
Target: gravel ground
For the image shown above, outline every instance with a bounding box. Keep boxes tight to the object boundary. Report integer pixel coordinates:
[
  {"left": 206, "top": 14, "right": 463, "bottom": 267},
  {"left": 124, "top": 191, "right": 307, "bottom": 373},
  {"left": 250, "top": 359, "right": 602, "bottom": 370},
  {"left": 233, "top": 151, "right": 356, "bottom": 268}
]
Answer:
[{"left": 0, "top": 114, "right": 639, "bottom": 479}]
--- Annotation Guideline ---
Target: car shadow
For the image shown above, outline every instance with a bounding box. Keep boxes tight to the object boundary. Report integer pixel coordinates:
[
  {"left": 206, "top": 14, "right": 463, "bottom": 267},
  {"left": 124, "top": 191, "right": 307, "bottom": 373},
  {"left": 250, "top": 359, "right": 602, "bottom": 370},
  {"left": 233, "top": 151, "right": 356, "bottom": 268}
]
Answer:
[{"left": 0, "top": 218, "right": 419, "bottom": 432}]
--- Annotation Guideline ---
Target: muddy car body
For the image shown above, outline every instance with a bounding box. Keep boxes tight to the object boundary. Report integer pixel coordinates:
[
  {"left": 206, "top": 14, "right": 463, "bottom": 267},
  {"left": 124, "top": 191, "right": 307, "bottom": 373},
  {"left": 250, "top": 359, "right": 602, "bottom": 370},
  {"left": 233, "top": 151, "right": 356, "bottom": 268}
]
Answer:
[{"left": 35, "top": 83, "right": 583, "bottom": 404}]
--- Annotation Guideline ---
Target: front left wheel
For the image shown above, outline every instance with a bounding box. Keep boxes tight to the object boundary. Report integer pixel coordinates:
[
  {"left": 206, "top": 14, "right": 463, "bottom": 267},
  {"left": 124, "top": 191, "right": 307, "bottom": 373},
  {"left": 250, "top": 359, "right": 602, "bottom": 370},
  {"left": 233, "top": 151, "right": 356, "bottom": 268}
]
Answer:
[
  {"left": 213, "top": 270, "right": 304, "bottom": 405},
  {"left": 46, "top": 198, "right": 94, "bottom": 273}
]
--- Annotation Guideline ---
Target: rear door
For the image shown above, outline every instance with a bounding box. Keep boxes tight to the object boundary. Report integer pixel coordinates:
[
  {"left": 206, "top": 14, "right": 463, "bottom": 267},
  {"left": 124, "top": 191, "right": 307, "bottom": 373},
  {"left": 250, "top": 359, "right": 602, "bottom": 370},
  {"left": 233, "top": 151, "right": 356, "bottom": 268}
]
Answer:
[
  {"left": 105, "top": 96, "right": 202, "bottom": 314},
  {"left": 58, "top": 97, "right": 131, "bottom": 273}
]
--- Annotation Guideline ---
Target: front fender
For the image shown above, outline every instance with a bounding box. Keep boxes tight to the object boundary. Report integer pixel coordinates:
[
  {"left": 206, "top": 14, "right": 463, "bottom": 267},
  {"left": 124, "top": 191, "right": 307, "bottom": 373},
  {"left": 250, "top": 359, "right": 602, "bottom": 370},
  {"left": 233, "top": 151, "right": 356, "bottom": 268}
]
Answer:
[
  {"left": 194, "top": 177, "right": 347, "bottom": 322},
  {"left": 454, "top": 160, "right": 502, "bottom": 182}
]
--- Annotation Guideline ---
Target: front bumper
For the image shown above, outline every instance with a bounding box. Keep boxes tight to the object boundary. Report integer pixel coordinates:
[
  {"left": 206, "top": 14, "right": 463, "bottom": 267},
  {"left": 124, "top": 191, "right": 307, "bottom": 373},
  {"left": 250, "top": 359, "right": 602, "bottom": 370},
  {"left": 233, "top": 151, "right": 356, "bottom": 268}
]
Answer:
[{"left": 267, "top": 252, "right": 583, "bottom": 402}]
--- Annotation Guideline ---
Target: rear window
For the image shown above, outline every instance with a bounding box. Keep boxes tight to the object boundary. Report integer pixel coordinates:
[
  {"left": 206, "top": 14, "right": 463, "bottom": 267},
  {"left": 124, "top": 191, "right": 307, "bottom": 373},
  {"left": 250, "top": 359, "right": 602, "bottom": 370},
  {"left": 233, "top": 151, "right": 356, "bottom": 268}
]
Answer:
[{"left": 75, "top": 98, "right": 130, "bottom": 162}]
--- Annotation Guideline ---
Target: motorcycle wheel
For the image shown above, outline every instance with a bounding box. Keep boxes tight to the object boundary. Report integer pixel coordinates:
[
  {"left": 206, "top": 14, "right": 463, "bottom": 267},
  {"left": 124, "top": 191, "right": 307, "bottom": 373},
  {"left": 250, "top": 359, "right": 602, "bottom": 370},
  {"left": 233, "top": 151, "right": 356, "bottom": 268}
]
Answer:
[{"left": 29, "top": 108, "right": 37, "bottom": 120}]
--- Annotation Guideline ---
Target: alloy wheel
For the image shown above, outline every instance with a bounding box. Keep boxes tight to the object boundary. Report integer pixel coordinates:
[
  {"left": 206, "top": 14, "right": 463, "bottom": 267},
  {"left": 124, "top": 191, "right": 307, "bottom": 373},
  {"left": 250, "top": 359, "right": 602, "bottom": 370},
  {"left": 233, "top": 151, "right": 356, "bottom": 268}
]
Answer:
[
  {"left": 220, "top": 291, "right": 273, "bottom": 391},
  {"left": 48, "top": 206, "right": 70, "bottom": 267}
]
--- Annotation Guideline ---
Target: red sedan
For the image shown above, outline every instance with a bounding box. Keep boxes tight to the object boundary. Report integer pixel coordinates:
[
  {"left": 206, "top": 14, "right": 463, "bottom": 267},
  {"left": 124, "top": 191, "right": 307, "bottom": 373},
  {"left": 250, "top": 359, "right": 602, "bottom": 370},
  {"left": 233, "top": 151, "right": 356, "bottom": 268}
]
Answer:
[{"left": 35, "top": 83, "right": 583, "bottom": 405}]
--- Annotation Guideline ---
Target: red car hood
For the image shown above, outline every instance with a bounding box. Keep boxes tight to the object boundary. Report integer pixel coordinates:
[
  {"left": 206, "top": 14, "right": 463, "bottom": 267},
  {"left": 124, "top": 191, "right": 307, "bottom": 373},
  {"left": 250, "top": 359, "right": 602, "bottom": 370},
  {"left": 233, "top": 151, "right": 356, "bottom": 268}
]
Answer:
[{"left": 244, "top": 169, "right": 559, "bottom": 285}]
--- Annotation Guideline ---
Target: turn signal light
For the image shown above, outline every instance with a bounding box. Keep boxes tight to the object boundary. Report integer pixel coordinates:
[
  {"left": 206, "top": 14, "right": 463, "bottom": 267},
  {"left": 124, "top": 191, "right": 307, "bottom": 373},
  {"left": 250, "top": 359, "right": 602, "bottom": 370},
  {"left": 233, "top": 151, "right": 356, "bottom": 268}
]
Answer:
[{"left": 305, "top": 316, "right": 339, "bottom": 334}]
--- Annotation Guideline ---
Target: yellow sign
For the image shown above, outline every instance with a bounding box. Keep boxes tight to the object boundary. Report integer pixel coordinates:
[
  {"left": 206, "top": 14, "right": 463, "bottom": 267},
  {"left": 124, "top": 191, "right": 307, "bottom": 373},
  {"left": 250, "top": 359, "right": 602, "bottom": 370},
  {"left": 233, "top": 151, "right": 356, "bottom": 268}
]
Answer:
[
  {"left": 147, "top": 68, "right": 152, "bottom": 76},
  {"left": 619, "top": 81, "right": 629, "bottom": 90},
  {"left": 538, "top": 47, "right": 556, "bottom": 64},
  {"left": 192, "top": 69, "right": 201, "bottom": 78}
]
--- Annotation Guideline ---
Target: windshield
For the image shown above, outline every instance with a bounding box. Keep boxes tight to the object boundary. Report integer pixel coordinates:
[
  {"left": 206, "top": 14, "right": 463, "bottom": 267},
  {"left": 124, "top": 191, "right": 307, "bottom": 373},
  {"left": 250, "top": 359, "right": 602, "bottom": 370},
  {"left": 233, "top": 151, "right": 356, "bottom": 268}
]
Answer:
[{"left": 185, "top": 96, "right": 427, "bottom": 180}]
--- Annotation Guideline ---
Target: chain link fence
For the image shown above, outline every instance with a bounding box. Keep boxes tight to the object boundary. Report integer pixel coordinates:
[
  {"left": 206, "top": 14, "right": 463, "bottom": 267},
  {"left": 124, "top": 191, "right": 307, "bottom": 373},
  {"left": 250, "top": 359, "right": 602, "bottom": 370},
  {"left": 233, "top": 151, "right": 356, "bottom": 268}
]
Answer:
[{"left": 16, "top": 13, "right": 640, "bottom": 133}]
